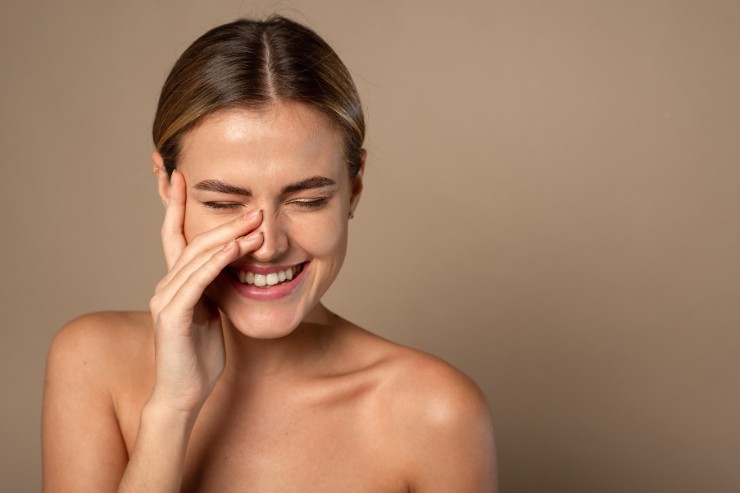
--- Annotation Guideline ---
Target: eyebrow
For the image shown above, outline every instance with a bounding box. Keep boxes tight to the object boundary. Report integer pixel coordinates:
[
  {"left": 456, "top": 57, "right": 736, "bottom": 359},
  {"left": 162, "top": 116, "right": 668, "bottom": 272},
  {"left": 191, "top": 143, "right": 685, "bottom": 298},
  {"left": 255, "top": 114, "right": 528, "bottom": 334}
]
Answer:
[
  {"left": 281, "top": 176, "right": 336, "bottom": 194},
  {"left": 193, "top": 176, "right": 337, "bottom": 196},
  {"left": 193, "top": 180, "right": 251, "bottom": 196}
]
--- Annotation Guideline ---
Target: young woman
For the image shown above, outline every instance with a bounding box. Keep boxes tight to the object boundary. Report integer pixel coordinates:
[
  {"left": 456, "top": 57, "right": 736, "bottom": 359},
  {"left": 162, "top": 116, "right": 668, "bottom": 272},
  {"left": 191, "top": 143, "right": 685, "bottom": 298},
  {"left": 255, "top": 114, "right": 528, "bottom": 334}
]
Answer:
[{"left": 42, "top": 16, "right": 497, "bottom": 492}]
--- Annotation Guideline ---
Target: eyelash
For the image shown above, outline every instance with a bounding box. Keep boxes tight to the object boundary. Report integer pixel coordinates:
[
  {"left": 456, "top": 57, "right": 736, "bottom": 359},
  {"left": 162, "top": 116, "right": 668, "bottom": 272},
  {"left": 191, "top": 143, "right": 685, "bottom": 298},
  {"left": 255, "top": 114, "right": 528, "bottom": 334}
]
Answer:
[
  {"left": 202, "top": 197, "right": 330, "bottom": 210},
  {"left": 291, "top": 197, "right": 330, "bottom": 209},
  {"left": 203, "top": 202, "right": 241, "bottom": 210}
]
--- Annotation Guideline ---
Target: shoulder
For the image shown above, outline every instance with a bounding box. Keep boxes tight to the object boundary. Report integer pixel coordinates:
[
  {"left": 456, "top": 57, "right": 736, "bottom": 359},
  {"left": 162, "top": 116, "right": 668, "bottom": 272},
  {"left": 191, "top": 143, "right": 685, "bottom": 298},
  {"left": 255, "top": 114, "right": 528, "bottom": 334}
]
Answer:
[
  {"left": 383, "top": 346, "right": 492, "bottom": 436},
  {"left": 352, "top": 332, "right": 497, "bottom": 491},
  {"left": 339, "top": 325, "right": 491, "bottom": 427},
  {"left": 44, "top": 311, "right": 155, "bottom": 442},
  {"left": 47, "top": 311, "right": 153, "bottom": 385},
  {"left": 43, "top": 312, "right": 150, "bottom": 489},
  {"left": 49, "top": 310, "right": 152, "bottom": 356}
]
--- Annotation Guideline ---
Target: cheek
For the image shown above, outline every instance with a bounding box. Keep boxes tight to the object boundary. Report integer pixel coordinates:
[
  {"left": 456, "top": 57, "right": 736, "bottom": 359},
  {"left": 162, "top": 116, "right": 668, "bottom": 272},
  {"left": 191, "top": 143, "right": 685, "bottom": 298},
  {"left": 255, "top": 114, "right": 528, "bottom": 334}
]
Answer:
[
  {"left": 183, "top": 207, "right": 222, "bottom": 243},
  {"left": 289, "top": 213, "right": 347, "bottom": 258}
]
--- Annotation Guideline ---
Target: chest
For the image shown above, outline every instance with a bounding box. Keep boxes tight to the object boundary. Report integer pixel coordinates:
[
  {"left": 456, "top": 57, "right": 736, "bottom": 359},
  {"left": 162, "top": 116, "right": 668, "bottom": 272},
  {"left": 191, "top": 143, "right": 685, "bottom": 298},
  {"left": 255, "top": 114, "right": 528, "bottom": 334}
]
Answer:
[
  {"left": 181, "top": 388, "right": 405, "bottom": 492},
  {"left": 119, "top": 377, "right": 406, "bottom": 492}
]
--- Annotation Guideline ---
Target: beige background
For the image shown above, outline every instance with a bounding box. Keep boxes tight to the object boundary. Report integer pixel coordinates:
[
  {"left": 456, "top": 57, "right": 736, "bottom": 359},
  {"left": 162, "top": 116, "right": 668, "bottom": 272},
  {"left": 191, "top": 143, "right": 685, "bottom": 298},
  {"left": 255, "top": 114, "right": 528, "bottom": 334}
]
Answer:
[{"left": 1, "top": 0, "right": 739, "bottom": 491}]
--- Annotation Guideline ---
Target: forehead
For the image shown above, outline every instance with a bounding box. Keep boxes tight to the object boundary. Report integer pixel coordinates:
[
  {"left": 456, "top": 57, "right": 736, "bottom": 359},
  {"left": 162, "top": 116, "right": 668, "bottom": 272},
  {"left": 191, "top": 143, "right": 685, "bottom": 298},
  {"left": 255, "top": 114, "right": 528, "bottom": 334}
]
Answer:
[{"left": 178, "top": 103, "right": 345, "bottom": 183}]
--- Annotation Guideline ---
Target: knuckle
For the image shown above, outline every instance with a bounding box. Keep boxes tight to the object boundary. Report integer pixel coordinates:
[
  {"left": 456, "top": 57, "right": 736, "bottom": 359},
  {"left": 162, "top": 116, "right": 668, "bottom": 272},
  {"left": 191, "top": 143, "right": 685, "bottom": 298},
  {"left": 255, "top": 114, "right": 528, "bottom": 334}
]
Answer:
[
  {"left": 189, "top": 233, "right": 206, "bottom": 250},
  {"left": 190, "top": 260, "right": 219, "bottom": 286},
  {"left": 149, "top": 296, "right": 161, "bottom": 315},
  {"left": 154, "top": 277, "right": 168, "bottom": 293},
  {"left": 201, "top": 260, "right": 220, "bottom": 278},
  {"left": 157, "top": 306, "right": 175, "bottom": 325}
]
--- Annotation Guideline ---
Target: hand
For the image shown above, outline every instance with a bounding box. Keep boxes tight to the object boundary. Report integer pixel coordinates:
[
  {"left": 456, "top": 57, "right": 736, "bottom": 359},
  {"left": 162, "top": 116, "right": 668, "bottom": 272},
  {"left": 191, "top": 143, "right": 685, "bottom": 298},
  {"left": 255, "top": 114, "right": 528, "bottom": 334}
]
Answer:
[{"left": 147, "top": 171, "right": 263, "bottom": 413}]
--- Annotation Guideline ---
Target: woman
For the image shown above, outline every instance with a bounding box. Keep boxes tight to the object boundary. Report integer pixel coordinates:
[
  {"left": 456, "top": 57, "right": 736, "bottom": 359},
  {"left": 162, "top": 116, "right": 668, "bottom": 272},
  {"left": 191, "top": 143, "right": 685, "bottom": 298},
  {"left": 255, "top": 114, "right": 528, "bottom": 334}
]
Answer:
[{"left": 42, "top": 16, "right": 496, "bottom": 492}]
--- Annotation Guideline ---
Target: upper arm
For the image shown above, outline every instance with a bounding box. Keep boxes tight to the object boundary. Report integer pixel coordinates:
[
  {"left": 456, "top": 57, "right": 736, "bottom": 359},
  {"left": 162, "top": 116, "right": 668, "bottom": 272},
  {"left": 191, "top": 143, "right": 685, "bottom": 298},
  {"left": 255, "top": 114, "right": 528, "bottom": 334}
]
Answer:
[
  {"left": 399, "top": 359, "right": 498, "bottom": 493},
  {"left": 42, "top": 313, "right": 130, "bottom": 493}
]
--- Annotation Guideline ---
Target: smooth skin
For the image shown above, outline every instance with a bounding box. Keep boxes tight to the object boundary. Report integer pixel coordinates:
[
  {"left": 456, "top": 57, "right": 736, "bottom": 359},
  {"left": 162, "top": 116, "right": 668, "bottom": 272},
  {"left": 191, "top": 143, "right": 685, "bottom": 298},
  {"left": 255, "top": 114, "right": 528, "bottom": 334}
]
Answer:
[{"left": 42, "top": 103, "right": 497, "bottom": 492}]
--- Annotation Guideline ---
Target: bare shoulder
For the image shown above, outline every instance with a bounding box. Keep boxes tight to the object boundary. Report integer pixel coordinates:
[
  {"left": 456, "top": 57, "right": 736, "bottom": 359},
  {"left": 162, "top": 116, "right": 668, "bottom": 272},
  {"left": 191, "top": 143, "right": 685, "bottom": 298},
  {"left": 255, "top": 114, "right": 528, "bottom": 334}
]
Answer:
[
  {"left": 341, "top": 325, "right": 498, "bottom": 491},
  {"left": 375, "top": 335, "right": 491, "bottom": 435},
  {"left": 343, "top": 325, "right": 490, "bottom": 422},
  {"left": 43, "top": 312, "right": 153, "bottom": 491},
  {"left": 47, "top": 311, "right": 153, "bottom": 385},
  {"left": 50, "top": 310, "right": 152, "bottom": 355},
  {"left": 53, "top": 310, "right": 152, "bottom": 343}
]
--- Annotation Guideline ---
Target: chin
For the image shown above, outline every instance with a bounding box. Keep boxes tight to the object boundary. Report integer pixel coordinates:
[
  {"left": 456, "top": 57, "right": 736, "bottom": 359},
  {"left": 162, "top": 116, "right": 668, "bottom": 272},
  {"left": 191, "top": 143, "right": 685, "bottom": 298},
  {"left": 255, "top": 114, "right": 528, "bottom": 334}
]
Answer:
[
  {"left": 224, "top": 306, "right": 307, "bottom": 340},
  {"left": 207, "top": 270, "right": 324, "bottom": 340}
]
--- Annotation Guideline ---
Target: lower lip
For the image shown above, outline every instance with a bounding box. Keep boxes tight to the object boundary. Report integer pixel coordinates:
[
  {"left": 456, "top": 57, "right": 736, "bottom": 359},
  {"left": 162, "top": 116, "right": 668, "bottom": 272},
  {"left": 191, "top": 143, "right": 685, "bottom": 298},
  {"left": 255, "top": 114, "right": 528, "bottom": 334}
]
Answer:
[{"left": 223, "top": 263, "right": 309, "bottom": 300}]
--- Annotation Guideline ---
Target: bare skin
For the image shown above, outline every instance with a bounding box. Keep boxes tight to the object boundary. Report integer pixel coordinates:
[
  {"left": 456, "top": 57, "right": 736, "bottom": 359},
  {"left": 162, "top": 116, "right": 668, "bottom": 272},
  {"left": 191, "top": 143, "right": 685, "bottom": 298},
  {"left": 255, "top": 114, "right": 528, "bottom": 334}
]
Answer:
[{"left": 42, "top": 103, "right": 497, "bottom": 492}]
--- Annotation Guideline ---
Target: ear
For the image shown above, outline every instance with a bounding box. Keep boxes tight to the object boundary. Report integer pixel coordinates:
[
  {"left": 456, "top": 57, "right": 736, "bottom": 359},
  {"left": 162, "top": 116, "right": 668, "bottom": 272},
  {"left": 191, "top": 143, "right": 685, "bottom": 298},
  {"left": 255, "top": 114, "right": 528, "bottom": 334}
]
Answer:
[
  {"left": 349, "top": 149, "right": 366, "bottom": 218},
  {"left": 152, "top": 151, "right": 171, "bottom": 208}
]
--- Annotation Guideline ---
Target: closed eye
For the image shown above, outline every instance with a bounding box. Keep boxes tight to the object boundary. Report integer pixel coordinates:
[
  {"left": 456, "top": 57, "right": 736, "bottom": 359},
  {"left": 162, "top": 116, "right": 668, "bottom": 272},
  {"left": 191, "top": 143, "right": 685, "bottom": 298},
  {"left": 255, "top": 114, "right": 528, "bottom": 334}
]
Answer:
[
  {"left": 201, "top": 197, "right": 331, "bottom": 211},
  {"left": 289, "top": 197, "right": 330, "bottom": 209},
  {"left": 202, "top": 201, "right": 242, "bottom": 210}
]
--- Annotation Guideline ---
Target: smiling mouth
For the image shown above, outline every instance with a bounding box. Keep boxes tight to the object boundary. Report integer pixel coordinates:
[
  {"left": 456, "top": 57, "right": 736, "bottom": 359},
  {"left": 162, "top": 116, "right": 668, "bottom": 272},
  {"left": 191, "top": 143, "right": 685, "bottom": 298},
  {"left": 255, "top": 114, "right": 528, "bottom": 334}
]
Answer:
[{"left": 229, "top": 263, "right": 305, "bottom": 288}]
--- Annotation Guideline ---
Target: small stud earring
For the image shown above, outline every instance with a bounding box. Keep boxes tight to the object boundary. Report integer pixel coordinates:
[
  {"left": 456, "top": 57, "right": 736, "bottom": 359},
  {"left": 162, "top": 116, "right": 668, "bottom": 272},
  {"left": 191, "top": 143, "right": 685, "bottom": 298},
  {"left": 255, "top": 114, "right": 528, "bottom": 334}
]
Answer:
[
  {"left": 153, "top": 166, "right": 159, "bottom": 174},
  {"left": 349, "top": 212, "right": 355, "bottom": 219}
]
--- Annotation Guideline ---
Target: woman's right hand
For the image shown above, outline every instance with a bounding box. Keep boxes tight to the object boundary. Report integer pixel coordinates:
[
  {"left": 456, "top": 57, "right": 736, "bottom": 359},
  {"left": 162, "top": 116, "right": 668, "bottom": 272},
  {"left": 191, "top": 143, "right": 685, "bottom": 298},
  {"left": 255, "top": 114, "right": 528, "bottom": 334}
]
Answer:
[{"left": 147, "top": 170, "right": 263, "bottom": 414}]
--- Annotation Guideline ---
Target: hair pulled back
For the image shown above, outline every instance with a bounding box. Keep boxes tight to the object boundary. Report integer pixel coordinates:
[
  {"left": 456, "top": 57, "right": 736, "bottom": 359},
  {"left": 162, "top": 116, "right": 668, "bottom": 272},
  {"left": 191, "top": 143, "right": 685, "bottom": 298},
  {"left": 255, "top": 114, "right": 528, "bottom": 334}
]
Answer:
[{"left": 152, "top": 16, "right": 365, "bottom": 178}]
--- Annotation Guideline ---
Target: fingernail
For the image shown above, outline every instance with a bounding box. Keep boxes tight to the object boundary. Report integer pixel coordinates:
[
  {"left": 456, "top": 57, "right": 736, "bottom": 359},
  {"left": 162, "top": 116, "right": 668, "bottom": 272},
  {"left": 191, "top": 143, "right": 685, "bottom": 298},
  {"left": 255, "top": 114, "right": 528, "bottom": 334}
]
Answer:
[
  {"left": 243, "top": 230, "right": 263, "bottom": 240},
  {"left": 244, "top": 209, "right": 262, "bottom": 220}
]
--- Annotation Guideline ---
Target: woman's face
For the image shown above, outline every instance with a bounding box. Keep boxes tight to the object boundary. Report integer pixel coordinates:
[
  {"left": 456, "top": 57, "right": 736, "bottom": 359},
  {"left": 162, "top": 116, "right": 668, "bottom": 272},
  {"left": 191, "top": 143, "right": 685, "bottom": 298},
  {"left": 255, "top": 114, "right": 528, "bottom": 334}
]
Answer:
[{"left": 160, "top": 103, "right": 362, "bottom": 338}]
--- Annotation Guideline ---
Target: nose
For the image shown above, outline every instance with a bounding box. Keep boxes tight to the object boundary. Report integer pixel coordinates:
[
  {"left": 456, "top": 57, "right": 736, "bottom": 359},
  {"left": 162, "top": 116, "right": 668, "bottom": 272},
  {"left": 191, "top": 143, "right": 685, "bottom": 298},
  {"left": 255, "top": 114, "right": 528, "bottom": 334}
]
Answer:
[{"left": 249, "top": 212, "right": 289, "bottom": 262}]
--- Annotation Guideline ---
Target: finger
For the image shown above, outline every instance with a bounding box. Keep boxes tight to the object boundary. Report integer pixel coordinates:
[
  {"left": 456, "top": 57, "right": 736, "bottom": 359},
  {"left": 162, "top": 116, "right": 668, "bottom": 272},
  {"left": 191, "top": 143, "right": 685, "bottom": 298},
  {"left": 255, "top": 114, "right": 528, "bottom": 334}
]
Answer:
[
  {"left": 235, "top": 229, "right": 264, "bottom": 257},
  {"left": 153, "top": 229, "right": 264, "bottom": 310},
  {"left": 168, "top": 208, "right": 263, "bottom": 276},
  {"left": 161, "top": 171, "right": 187, "bottom": 270},
  {"left": 155, "top": 209, "right": 261, "bottom": 296},
  {"left": 159, "top": 240, "right": 242, "bottom": 320},
  {"left": 152, "top": 239, "right": 239, "bottom": 322}
]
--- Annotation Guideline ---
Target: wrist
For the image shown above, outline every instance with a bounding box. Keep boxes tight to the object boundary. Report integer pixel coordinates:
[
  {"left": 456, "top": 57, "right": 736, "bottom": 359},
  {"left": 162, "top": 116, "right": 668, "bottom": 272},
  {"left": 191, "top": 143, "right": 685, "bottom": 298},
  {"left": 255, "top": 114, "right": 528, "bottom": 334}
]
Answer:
[
  {"left": 142, "top": 394, "right": 201, "bottom": 430},
  {"left": 146, "top": 379, "right": 211, "bottom": 414},
  {"left": 119, "top": 396, "right": 198, "bottom": 492}
]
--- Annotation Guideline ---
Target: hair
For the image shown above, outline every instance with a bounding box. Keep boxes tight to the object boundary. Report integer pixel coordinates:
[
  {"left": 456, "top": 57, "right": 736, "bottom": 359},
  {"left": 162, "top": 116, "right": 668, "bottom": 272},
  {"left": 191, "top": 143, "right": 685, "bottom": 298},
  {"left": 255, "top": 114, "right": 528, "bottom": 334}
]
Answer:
[{"left": 152, "top": 16, "right": 365, "bottom": 178}]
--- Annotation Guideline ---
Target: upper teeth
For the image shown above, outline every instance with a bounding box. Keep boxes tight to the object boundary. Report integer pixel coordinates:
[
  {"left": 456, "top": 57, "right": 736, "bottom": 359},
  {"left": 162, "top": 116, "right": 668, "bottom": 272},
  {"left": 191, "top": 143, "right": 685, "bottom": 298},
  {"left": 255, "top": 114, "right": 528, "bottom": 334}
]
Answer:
[{"left": 237, "top": 265, "right": 300, "bottom": 287}]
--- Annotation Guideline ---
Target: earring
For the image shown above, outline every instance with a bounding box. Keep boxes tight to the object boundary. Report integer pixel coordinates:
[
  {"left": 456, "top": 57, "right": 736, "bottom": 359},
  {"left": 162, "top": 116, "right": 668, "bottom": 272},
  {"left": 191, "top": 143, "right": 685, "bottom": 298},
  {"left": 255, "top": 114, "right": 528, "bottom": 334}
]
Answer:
[
  {"left": 349, "top": 212, "right": 355, "bottom": 219},
  {"left": 153, "top": 165, "right": 159, "bottom": 174}
]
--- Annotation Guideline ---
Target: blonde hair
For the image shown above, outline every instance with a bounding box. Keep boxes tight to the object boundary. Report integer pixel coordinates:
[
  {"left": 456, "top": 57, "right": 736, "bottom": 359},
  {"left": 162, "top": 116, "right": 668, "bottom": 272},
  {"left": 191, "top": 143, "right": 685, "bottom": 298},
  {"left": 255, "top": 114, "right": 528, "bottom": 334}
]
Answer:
[{"left": 152, "top": 16, "right": 365, "bottom": 178}]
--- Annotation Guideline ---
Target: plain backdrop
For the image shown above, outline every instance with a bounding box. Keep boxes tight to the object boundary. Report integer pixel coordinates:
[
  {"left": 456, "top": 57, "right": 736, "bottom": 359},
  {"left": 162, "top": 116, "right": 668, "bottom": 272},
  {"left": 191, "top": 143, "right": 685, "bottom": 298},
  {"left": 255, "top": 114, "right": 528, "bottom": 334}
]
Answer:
[{"left": 1, "top": 1, "right": 739, "bottom": 491}]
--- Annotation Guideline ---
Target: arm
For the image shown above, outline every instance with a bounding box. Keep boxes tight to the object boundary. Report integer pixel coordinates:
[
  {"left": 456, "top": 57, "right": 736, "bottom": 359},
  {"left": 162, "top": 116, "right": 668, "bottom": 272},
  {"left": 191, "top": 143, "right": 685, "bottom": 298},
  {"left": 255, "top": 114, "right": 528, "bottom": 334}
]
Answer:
[
  {"left": 115, "top": 401, "right": 197, "bottom": 492},
  {"left": 117, "top": 172, "right": 264, "bottom": 492},
  {"left": 42, "top": 314, "right": 129, "bottom": 492},
  {"left": 42, "top": 313, "right": 209, "bottom": 493},
  {"left": 43, "top": 171, "right": 265, "bottom": 492}
]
